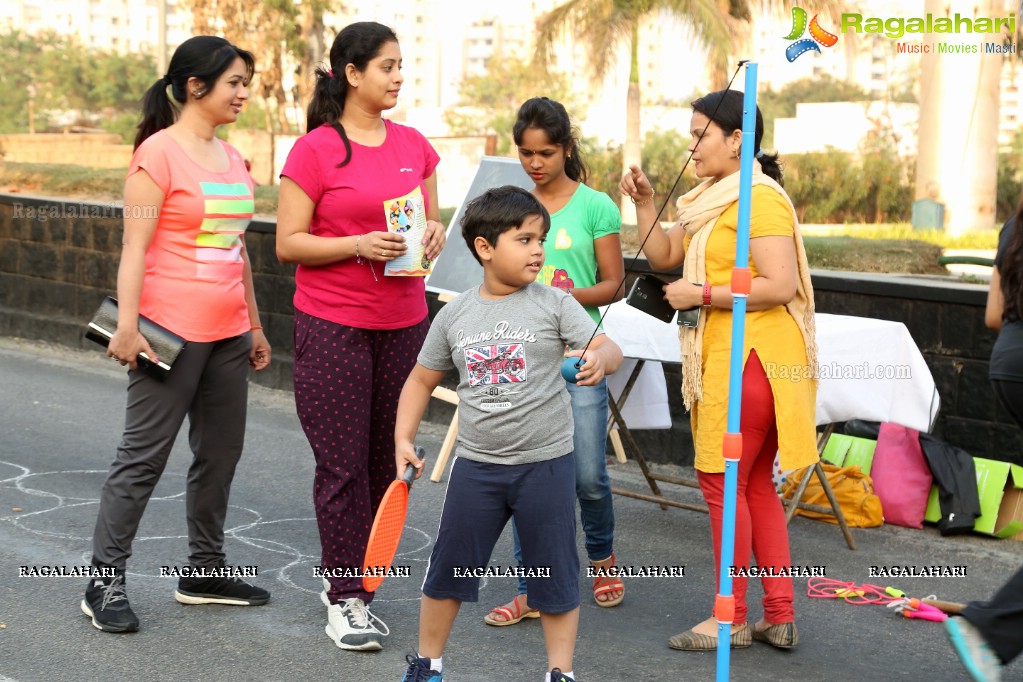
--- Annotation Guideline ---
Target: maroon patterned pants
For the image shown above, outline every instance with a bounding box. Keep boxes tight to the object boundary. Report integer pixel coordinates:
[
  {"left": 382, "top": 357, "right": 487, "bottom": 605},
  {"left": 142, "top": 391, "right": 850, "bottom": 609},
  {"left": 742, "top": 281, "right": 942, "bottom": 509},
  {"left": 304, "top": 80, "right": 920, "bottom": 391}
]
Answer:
[{"left": 292, "top": 310, "right": 429, "bottom": 604}]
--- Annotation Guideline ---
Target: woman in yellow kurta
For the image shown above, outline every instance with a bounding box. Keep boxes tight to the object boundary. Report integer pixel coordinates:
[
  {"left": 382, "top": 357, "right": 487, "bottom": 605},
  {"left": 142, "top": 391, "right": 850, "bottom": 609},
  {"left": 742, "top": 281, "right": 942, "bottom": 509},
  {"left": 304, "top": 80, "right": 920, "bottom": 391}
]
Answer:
[{"left": 620, "top": 89, "right": 818, "bottom": 652}]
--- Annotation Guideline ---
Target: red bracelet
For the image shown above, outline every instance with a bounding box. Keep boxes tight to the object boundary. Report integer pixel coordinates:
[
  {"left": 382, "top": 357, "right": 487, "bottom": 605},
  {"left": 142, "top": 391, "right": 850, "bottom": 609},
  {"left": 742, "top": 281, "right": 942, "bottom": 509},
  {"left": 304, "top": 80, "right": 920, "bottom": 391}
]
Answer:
[{"left": 702, "top": 282, "right": 712, "bottom": 307}]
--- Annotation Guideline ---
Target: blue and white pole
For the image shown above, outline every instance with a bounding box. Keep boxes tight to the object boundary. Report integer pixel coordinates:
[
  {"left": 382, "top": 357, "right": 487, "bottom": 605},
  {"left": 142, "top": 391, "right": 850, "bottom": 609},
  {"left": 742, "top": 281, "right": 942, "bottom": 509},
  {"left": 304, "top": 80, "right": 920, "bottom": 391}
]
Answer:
[{"left": 716, "top": 61, "right": 758, "bottom": 682}]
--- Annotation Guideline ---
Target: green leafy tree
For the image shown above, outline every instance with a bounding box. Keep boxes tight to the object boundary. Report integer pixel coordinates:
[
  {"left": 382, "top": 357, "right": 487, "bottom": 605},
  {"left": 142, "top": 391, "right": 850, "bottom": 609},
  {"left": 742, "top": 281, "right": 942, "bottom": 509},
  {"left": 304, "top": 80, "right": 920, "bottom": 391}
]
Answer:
[
  {"left": 759, "top": 73, "right": 872, "bottom": 120},
  {"left": 579, "top": 137, "right": 623, "bottom": 203},
  {"left": 98, "top": 113, "right": 143, "bottom": 144},
  {"left": 0, "top": 30, "right": 155, "bottom": 134},
  {"left": 996, "top": 127, "right": 1023, "bottom": 221},
  {"left": 0, "top": 31, "right": 65, "bottom": 132},
  {"left": 785, "top": 151, "right": 865, "bottom": 223},
  {"left": 638, "top": 129, "right": 695, "bottom": 221},
  {"left": 784, "top": 142, "right": 914, "bottom": 224},
  {"left": 583, "top": 128, "right": 693, "bottom": 221},
  {"left": 443, "top": 53, "right": 580, "bottom": 156},
  {"left": 861, "top": 125, "right": 914, "bottom": 224},
  {"left": 86, "top": 50, "right": 159, "bottom": 112}
]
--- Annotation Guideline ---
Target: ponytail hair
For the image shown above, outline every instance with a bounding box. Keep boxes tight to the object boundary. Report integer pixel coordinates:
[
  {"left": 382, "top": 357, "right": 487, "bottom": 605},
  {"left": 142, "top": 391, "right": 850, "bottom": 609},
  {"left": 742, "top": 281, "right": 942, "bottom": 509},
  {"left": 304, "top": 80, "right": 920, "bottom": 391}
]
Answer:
[
  {"left": 1002, "top": 206, "right": 1023, "bottom": 323},
  {"left": 756, "top": 150, "right": 784, "bottom": 185},
  {"left": 307, "top": 21, "right": 398, "bottom": 168},
  {"left": 135, "top": 77, "right": 176, "bottom": 150},
  {"left": 512, "top": 97, "right": 588, "bottom": 184},
  {"left": 135, "top": 35, "right": 254, "bottom": 150},
  {"left": 691, "top": 89, "right": 783, "bottom": 186}
]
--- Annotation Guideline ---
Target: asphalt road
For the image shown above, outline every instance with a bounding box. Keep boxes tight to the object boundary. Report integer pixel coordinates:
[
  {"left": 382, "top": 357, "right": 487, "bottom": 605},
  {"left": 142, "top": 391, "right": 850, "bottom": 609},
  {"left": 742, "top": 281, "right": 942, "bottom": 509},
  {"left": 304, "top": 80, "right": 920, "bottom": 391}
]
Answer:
[{"left": 0, "top": 336, "right": 1021, "bottom": 682}]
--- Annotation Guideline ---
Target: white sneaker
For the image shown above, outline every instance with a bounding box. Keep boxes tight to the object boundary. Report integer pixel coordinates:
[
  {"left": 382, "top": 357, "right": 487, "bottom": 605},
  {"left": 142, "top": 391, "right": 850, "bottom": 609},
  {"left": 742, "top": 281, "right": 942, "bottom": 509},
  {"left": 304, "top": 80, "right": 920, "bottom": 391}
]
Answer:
[
  {"left": 325, "top": 597, "right": 389, "bottom": 651},
  {"left": 320, "top": 577, "right": 330, "bottom": 607}
]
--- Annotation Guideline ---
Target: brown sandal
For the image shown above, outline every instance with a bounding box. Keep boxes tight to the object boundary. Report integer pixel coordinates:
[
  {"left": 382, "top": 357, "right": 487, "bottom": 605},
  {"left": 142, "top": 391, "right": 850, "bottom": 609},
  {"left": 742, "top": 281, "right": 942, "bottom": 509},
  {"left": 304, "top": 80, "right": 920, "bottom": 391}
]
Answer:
[
  {"left": 669, "top": 623, "right": 752, "bottom": 650},
  {"left": 591, "top": 553, "right": 625, "bottom": 608},
  {"left": 483, "top": 594, "right": 540, "bottom": 626},
  {"left": 752, "top": 621, "right": 799, "bottom": 649}
]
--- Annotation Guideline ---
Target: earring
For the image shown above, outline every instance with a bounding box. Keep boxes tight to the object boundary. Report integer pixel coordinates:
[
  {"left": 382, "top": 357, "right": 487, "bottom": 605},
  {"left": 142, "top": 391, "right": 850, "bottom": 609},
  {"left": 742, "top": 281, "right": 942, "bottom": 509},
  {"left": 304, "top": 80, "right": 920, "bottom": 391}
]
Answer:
[{"left": 732, "top": 147, "right": 740, "bottom": 159}]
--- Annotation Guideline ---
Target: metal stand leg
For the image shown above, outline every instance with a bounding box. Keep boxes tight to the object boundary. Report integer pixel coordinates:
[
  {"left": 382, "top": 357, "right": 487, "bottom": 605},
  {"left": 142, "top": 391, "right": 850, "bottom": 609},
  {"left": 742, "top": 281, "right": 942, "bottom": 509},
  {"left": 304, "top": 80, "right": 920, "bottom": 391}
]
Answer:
[
  {"left": 606, "top": 360, "right": 645, "bottom": 464},
  {"left": 608, "top": 390, "right": 670, "bottom": 510},
  {"left": 782, "top": 424, "right": 856, "bottom": 550}
]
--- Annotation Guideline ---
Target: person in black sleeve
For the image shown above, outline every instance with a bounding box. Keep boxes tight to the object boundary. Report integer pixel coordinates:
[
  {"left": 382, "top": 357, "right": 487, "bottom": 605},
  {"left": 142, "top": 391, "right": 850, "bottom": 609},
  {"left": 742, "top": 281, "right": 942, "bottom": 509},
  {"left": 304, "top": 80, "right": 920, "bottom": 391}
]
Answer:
[{"left": 943, "top": 213, "right": 1023, "bottom": 682}]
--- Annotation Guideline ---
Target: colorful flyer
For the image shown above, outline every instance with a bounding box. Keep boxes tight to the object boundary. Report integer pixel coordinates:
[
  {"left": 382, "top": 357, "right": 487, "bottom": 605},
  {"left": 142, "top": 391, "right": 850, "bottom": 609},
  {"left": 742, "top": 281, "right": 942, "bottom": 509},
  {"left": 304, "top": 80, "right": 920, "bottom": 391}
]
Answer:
[{"left": 384, "top": 186, "right": 432, "bottom": 276}]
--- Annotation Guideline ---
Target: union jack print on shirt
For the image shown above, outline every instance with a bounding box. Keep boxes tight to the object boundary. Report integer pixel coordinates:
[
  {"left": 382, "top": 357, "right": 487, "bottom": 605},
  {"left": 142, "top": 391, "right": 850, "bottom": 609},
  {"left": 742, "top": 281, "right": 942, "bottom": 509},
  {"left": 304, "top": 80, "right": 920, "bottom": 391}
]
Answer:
[{"left": 464, "top": 343, "right": 526, "bottom": 387}]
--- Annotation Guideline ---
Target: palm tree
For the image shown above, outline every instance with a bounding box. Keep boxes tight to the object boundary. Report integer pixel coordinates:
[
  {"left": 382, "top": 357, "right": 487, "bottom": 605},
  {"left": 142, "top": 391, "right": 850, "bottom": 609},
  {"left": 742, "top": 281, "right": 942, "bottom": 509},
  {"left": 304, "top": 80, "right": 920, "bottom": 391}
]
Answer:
[
  {"left": 914, "top": 0, "right": 1004, "bottom": 234},
  {"left": 535, "top": 0, "right": 835, "bottom": 223},
  {"left": 535, "top": 0, "right": 731, "bottom": 223}
]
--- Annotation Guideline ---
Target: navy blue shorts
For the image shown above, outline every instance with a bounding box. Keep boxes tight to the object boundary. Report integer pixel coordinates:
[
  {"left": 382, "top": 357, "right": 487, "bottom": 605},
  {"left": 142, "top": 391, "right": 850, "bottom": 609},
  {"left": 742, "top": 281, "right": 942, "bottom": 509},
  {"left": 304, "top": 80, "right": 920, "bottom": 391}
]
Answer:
[{"left": 421, "top": 454, "right": 579, "bottom": 614}]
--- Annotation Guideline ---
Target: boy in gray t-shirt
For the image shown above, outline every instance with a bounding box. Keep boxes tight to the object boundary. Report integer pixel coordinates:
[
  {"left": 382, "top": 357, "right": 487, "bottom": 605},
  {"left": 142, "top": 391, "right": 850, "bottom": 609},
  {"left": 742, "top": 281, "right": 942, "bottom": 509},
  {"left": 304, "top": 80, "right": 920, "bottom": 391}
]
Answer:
[{"left": 396, "top": 186, "right": 622, "bottom": 682}]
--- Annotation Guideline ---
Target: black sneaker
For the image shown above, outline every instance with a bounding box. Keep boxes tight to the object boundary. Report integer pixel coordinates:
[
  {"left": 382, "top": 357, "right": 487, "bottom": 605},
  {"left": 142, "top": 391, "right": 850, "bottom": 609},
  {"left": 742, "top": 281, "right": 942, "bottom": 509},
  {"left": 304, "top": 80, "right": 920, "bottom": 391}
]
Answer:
[
  {"left": 550, "top": 669, "right": 575, "bottom": 682},
  {"left": 402, "top": 654, "right": 443, "bottom": 681},
  {"left": 80, "top": 573, "right": 140, "bottom": 633},
  {"left": 174, "top": 575, "right": 270, "bottom": 606}
]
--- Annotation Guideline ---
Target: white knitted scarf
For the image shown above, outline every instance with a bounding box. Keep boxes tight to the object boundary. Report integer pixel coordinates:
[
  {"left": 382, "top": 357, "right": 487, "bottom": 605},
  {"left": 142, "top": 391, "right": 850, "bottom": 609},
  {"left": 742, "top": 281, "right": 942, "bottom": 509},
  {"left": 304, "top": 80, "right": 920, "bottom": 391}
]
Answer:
[{"left": 675, "top": 162, "right": 818, "bottom": 410}]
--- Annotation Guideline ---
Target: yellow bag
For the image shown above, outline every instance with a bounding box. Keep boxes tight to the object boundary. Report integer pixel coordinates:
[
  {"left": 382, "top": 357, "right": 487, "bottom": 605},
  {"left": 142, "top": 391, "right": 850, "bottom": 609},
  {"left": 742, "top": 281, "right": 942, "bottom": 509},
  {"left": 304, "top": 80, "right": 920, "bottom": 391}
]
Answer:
[{"left": 780, "top": 463, "right": 883, "bottom": 528}]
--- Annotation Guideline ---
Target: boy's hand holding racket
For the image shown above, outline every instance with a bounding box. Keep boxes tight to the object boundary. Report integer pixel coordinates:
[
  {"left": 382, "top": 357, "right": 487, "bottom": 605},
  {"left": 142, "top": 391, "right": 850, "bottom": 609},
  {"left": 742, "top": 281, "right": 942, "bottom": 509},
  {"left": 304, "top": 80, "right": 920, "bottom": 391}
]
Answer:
[
  {"left": 395, "top": 441, "right": 425, "bottom": 482},
  {"left": 362, "top": 445, "right": 424, "bottom": 593}
]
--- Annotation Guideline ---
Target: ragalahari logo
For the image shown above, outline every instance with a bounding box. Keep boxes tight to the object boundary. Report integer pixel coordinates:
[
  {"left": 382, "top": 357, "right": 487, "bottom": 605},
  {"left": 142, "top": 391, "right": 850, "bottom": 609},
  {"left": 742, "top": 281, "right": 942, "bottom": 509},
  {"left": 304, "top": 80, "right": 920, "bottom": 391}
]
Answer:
[{"left": 784, "top": 7, "right": 838, "bottom": 62}]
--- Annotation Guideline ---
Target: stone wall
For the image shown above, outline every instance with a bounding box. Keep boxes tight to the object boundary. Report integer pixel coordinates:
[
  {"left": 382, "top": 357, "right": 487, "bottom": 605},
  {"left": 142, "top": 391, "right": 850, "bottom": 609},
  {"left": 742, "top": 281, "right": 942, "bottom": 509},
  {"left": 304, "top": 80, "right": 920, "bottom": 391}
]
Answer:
[
  {"left": 811, "top": 271, "right": 1022, "bottom": 465},
  {"left": 1, "top": 192, "right": 1018, "bottom": 466}
]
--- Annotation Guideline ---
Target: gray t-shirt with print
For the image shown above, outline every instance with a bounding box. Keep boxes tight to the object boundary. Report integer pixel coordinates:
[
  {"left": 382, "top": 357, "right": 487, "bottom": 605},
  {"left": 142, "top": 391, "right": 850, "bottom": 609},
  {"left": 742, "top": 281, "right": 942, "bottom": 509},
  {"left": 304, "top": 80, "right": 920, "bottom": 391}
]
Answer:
[{"left": 418, "top": 282, "right": 601, "bottom": 465}]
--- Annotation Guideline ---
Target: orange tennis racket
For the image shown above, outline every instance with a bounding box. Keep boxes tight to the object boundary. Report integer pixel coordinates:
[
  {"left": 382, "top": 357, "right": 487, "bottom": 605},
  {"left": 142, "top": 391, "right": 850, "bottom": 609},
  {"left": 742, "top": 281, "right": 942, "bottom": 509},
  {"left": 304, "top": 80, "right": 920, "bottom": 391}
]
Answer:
[{"left": 362, "top": 447, "right": 421, "bottom": 592}]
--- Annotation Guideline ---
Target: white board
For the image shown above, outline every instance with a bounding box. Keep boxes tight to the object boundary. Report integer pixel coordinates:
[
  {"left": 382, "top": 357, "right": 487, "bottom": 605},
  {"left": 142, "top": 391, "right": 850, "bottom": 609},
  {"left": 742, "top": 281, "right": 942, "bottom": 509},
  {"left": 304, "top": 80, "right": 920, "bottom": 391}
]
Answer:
[{"left": 426, "top": 156, "right": 533, "bottom": 297}]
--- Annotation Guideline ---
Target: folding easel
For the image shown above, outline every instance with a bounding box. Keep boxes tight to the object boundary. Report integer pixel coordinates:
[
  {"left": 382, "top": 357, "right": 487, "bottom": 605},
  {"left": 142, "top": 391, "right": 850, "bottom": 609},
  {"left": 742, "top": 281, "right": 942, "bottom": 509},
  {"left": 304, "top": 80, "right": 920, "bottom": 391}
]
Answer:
[{"left": 428, "top": 386, "right": 459, "bottom": 482}]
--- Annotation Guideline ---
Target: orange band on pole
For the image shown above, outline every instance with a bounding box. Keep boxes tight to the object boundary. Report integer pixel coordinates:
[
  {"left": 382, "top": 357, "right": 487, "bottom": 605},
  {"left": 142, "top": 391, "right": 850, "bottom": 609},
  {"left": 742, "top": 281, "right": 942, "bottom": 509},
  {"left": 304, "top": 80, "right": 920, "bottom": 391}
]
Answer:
[
  {"left": 731, "top": 267, "right": 751, "bottom": 296},
  {"left": 722, "top": 432, "right": 743, "bottom": 461},
  {"left": 714, "top": 594, "right": 736, "bottom": 623}
]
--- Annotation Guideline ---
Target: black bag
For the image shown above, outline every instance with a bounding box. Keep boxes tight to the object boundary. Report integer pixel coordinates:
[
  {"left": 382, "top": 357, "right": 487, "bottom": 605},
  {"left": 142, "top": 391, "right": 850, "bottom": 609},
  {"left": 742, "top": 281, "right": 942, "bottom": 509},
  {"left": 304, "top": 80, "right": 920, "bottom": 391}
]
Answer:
[{"left": 85, "top": 296, "right": 186, "bottom": 380}]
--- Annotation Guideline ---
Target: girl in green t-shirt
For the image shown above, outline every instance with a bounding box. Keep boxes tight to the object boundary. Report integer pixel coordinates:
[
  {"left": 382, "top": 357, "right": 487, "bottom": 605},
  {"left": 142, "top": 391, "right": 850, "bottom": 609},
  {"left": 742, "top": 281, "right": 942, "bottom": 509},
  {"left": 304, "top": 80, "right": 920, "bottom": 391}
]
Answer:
[{"left": 483, "top": 97, "right": 627, "bottom": 628}]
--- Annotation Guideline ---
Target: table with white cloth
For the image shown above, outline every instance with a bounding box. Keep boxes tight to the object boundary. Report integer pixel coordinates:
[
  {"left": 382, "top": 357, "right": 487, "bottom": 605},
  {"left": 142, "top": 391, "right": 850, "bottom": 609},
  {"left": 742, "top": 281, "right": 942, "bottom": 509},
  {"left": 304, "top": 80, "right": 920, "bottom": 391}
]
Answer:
[
  {"left": 600, "top": 303, "right": 939, "bottom": 433},
  {"left": 598, "top": 301, "right": 941, "bottom": 547}
]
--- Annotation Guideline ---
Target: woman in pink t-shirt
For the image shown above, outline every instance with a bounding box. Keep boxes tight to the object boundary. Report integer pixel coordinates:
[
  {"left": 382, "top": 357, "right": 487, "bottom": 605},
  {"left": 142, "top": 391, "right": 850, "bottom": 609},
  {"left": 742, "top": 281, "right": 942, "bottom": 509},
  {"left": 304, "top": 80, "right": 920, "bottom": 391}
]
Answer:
[
  {"left": 83, "top": 37, "right": 272, "bottom": 635},
  {"left": 277, "top": 21, "right": 445, "bottom": 652}
]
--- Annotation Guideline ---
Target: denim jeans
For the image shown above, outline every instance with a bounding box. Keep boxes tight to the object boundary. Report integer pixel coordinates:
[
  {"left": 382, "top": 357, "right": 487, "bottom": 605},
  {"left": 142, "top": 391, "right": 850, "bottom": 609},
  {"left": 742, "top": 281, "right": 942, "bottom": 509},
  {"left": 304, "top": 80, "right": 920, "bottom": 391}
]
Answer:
[{"left": 511, "top": 378, "right": 615, "bottom": 593}]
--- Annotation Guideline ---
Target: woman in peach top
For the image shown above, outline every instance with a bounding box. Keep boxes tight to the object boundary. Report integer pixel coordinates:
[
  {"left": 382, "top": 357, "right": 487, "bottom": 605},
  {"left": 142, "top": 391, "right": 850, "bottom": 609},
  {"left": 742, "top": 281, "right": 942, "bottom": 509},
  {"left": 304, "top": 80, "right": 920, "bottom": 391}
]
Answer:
[{"left": 83, "top": 36, "right": 270, "bottom": 635}]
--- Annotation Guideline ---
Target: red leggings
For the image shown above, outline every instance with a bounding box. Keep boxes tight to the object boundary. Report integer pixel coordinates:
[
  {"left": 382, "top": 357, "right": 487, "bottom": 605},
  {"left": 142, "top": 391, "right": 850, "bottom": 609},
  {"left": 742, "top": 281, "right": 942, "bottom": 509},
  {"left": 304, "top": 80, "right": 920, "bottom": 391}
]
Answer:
[{"left": 696, "top": 349, "right": 795, "bottom": 625}]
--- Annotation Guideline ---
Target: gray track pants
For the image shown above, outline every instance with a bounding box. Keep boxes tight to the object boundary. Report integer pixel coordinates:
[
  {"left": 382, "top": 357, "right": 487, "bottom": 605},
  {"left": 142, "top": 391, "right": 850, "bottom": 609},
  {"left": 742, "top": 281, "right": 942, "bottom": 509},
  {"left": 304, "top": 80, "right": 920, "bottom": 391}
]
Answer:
[{"left": 91, "top": 333, "right": 251, "bottom": 570}]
